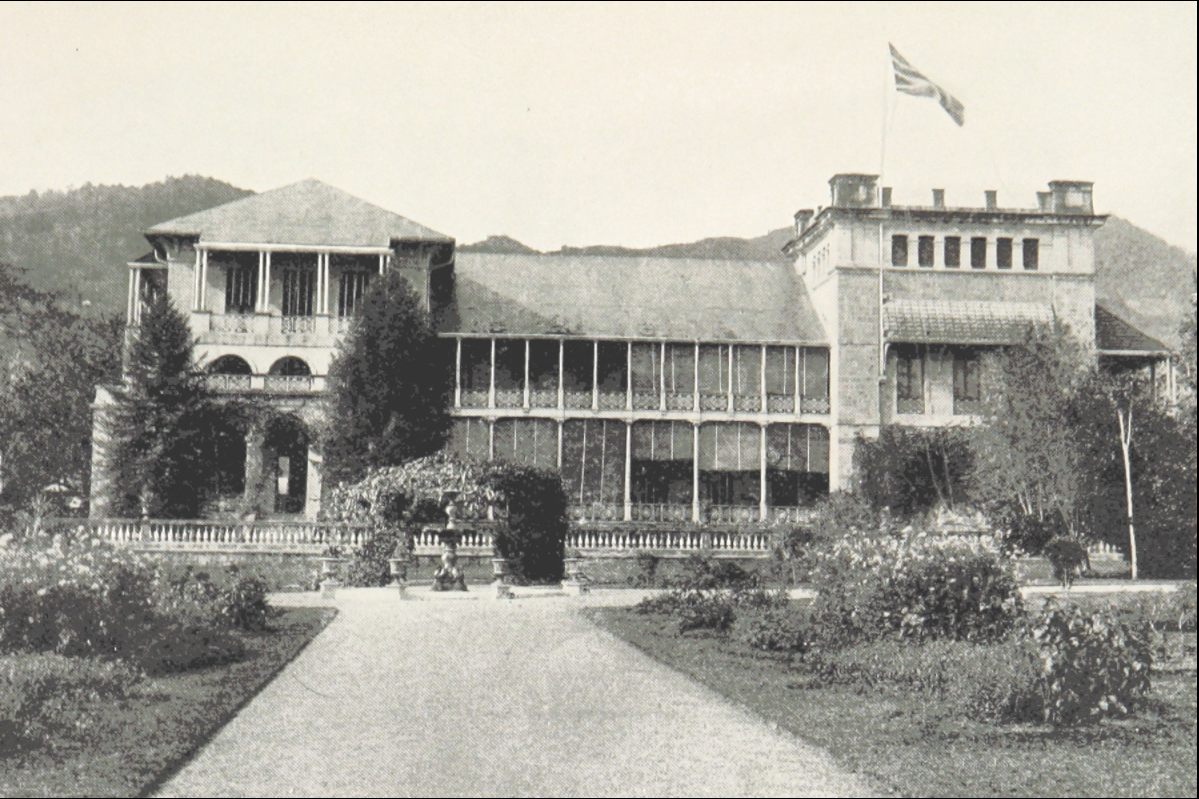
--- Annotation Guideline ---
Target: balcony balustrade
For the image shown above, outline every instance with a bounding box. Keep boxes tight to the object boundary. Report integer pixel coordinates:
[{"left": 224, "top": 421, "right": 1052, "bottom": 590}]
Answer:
[
  {"left": 263, "top": 374, "right": 319, "bottom": 394},
  {"left": 530, "top": 389, "right": 558, "bottom": 408},
  {"left": 733, "top": 394, "right": 762, "bottom": 412},
  {"left": 632, "top": 392, "right": 660, "bottom": 411},
  {"left": 706, "top": 504, "right": 761, "bottom": 524},
  {"left": 631, "top": 503, "right": 692, "bottom": 523},
  {"left": 564, "top": 390, "right": 592, "bottom": 409},
  {"left": 494, "top": 389, "right": 523, "bottom": 408},
  {"left": 699, "top": 393, "right": 729, "bottom": 412},
  {"left": 279, "top": 316, "right": 317, "bottom": 334},
  {"left": 666, "top": 392, "right": 694, "bottom": 411},
  {"left": 597, "top": 391, "right": 626, "bottom": 410},
  {"left": 767, "top": 394, "right": 795, "bottom": 414},
  {"left": 460, "top": 389, "right": 489, "bottom": 408},
  {"left": 206, "top": 373, "right": 252, "bottom": 392},
  {"left": 801, "top": 397, "right": 831, "bottom": 414}
]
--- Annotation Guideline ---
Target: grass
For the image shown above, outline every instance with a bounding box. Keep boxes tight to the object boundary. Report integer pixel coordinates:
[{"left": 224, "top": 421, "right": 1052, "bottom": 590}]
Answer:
[
  {"left": 586, "top": 606, "right": 1198, "bottom": 798},
  {"left": 0, "top": 605, "right": 335, "bottom": 798}
]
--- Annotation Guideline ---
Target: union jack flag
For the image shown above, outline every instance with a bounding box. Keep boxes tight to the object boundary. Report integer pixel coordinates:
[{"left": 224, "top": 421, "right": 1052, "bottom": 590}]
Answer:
[{"left": 890, "top": 44, "right": 964, "bottom": 126}]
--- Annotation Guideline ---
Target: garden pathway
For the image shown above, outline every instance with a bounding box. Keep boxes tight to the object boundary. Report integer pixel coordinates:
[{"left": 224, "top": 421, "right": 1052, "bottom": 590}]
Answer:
[{"left": 153, "top": 588, "right": 876, "bottom": 798}]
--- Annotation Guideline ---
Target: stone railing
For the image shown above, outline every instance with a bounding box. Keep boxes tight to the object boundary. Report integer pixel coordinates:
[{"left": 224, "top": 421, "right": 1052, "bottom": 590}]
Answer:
[
  {"left": 568, "top": 527, "right": 773, "bottom": 553},
  {"left": 78, "top": 518, "right": 373, "bottom": 551}
]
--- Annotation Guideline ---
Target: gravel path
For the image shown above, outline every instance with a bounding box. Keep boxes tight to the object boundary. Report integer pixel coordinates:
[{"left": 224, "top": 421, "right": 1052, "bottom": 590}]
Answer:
[{"left": 154, "top": 588, "right": 876, "bottom": 798}]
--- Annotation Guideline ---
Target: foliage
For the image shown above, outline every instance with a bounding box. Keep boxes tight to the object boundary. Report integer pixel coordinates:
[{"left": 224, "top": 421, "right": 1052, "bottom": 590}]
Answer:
[
  {"left": 487, "top": 463, "right": 569, "bottom": 583},
  {"left": 1042, "top": 536, "right": 1089, "bottom": 588},
  {"left": 808, "top": 531, "right": 1023, "bottom": 646},
  {"left": 854, "top": 426, "right": 974, "bottom": 517},
  {"left": 733, "top": 606, "right": 809, "bottom": 655},
  {"left": 626, "top": 550, "right": 662, "bottom": 587},
  {"left": 1027, "top": 601, "right": 1154, "bottom": 725},
  {"left": 811, "top": 638, "right": 1044, "bottom": 724},
  {"left": 343, "top": 529, "right": 405, "bottom": 587},
  {"left": 666, "top": 553, "right": 760, "bottom": 591},
  {"left": 1, "top": 653, "right": 141, "bottom": 752},
  {"left": 106, "top": 297, "right": 223, "bottom": 518},
  {"left": 0, "top": 263, "right": 123, "bottom": 515},
  {"left": 324, "top": 453, "right": 569, "bottom": 584},
  {"left": 674, "top": 592, "right": 737, "bottom": 635},
  {"left": 322, "top": 266, "right": 453, "bottom": 486},
  {"left": 970, "top": 323, "right": 1097, "bottom": 540},
  {"left": 0, "top": 533, "right": 267, "bottom": 672}
]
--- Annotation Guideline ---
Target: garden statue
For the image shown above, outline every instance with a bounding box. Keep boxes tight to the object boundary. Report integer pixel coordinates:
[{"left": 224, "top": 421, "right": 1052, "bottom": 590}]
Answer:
[{"left": 429, "top": 490, "right": 468, "bottom": 591}]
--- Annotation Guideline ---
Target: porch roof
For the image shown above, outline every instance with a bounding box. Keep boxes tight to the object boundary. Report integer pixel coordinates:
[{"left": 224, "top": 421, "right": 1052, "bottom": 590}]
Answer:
[
  {"left": 883, "top": 299, "right": 1055, "bottom": 345},
  {"left": 146, "top": 179, "right": 452, "bottom": 247},
  {"left": 1095, "top": 304, "right": 1171, "bottom": 354},
  {"left": 442, "top": 252, "right": 827, "bottom": 344}
]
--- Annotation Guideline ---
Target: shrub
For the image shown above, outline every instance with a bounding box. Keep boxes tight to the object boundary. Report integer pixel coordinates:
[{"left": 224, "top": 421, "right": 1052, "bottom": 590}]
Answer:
[
  {"left": 668, "top": 554, "right": 759, "bottom": 591},
  {"left": 487, "top": 464, "right": 569, "bottom": 583},
  {"left": 1, "top": 654, "right": 141, "bottom": 752},
  {"left": 733, "top": 606, "right": 809, "bottom": 655},
  {"left": 1042, "top": 536, "right": 1089, "bottom": 588},
  {"left": 808, "top": 531, "right": 1023, "bottom": 647},
  {"left": 675, "top": 592, "right": 736, "bottom": 635},
  {"left": 854, "top": 426, "right": 975, "bottom": 518},
  {"left": 1028, "top": 601, "right": 1154, "bottom": 725},
  {"left": 343, "top": 530, "right": 405, "bottom": 587},
  {"left": 627, "top": 550, "right": 662, "bottom": 587},
  {"left": 153, "top": 566, "right": 270, "bottom": 632}
]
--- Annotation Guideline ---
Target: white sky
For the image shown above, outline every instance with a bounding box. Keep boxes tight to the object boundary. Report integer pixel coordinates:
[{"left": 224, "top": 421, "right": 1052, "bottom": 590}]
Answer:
[{"left": 1, "top": 2, "right": 1195, "bottom": 252}]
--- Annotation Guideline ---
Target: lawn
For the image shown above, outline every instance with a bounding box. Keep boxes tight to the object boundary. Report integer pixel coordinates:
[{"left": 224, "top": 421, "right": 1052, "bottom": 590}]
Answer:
[
  {"left": 0, "top": 605, "right": 335, "bottom": 798},
  {"left": 587, "top": 606, "right": 1197, "bottom": 799}
]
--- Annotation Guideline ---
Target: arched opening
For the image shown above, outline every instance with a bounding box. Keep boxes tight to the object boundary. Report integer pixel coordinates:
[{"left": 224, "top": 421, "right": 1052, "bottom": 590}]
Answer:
[
  {"left": 268, "top": 357, "right": 311, "bottom": 377},
  {"left": 264, "top": 415, "right": 309, "bottom": 514},
  {"left": 207, "top": 355, "right": 253, "bottom": 375}
]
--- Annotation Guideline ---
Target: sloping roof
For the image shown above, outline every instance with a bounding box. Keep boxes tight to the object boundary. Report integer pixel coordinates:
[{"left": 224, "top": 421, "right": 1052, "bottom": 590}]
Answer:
[
  {"left": 146, "top": 179, "right": 452, "bottom": 246},
  {"left": 884, "top": 299, "right": 1054, "bottom": 345},
  {"left": 1095, "top": 304, "right": 1170, "bottom": 353},
  {"left": 443, "top": 253, "right": 827, "bottom": 343}
]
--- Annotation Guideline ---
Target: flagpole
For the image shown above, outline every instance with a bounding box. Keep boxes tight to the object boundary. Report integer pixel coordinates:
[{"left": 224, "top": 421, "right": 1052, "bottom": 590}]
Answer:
[{"left": 878, "top": 41, "right": 889, "bottom": 381}]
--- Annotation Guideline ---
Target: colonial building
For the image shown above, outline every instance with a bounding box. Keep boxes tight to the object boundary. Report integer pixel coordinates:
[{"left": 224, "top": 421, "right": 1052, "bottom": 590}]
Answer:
[{"left": 91, "top": 175, "right": 1170, "bottom": 522}]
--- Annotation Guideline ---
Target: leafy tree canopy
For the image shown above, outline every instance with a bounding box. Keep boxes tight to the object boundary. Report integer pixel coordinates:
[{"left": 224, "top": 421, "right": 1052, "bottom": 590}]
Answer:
[{"left": 322, "top": 266, "right": 452, "bottom": 486}]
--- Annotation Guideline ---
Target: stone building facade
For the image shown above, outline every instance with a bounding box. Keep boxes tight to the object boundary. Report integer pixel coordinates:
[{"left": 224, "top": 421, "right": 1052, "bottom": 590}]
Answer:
[{"left": 90, "top": 175, "right": 1169, "bottom": 521}]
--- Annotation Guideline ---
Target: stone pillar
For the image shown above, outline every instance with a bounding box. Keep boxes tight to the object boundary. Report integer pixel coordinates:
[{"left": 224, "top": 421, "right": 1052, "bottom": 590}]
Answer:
[
  {"left": 305, "top": 446, "right": 322, "bottom": 520},
  {"left": 243, "top": 423, "right": 266, "bottom": 519}
]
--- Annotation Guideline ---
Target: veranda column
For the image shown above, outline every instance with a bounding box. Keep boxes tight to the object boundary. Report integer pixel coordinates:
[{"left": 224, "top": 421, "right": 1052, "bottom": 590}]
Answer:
[
  {"left": 318, "top": 253, "right": 330, "bottom": 315},
  {"left": 660, "top": 342, "right": 667, "bottom": 411},
  {"left": 623, "top": 423, "right": 632, "bottom": 522},
  {"left": 626, "top": 341, "right": 633, "bottom": 411},
  {"left": 592, "top": 341, "right": 599, "bottom": 411},
  {"left": 454, "top": 338, "right": 462, "bottom": 408},
  {"left": 199, "top": 249, "right": 209, "bottom": 310},
  {"left": 257, "top": 252, "right": 266, "bottom": 312},
  {"left": 556, "top": 421, "right": 564, "bottom": 469},
  {"left": 489, "top": 338, "right": 497, "bottom": 409},
  {"left": 126, "top": 267, "right": 136, "bottom": 324},
  {"left": 727, "top": 345, "right": 734, "bottom": 412},
  {"left": 557, "top": 339, "right": 565, "bottom": 410},
  {"left": 193, "top": 248, "right": 203, "bottom": 311},
  {"left": 758, "top": 423, "right": 768, "bottom": 522},
  {"left": 796, "top": 346, "right": 804, "bottom": 414},
  {"left": 692, "top": 422, "right": 701, "bottom": 523},
  {"left": 378, "top": 253, "right": 387, "bottom": 275},
  {"left": 523, "top": 340, "right": 531, "bottom": 409},
  {"left": 693, "top": 343, "right": 700, "bottom": 412},
  {"left": 760, "top": 345, "right": 768, "bottom": 413},
  {"left": 260, "top": 252, "right": 272, "bottom": 313}
]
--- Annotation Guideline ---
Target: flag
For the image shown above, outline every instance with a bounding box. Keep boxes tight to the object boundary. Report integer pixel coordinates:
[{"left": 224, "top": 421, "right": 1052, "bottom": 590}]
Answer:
[{"left": 890, "top": 44, "right": 964, "bottom": 126}]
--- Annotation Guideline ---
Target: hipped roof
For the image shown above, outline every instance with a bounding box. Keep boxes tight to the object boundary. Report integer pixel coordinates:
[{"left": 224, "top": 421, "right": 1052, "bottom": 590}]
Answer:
[
  {"left": 884, "top": 299, "right": 1055, "bottom": 345},
  {"left": 1095, "top": 304, "right": 1171, "bottom": 354},
  {"left": 146, "top": 179, "right": 452, "bottom": 247},
  {"left": 443, "top": 253, "right": 827, "bottom": 344}
]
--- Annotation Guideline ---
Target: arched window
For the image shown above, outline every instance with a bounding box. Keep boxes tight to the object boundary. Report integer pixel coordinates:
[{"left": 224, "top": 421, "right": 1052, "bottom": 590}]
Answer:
[
  {"left": 207, "top": 355, "right": 253, "bottom": 375},
  {"left": 268, "top": 357, "right": 311, "bottom": 377}
]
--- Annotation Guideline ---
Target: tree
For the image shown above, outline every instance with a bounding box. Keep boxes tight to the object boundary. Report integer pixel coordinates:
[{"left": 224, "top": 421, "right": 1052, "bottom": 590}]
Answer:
[
  {"left": 970, "top": 323, "right": 1099, "bottom": 545},
  {"left": 0, "top": 262, "right": 122, "bottom": 514},
  {"left": 107, "top": 296, "right": 217, "bottom": 518},
  {"left": 322, "top": 266, "right": 453, "bottom": 486}
]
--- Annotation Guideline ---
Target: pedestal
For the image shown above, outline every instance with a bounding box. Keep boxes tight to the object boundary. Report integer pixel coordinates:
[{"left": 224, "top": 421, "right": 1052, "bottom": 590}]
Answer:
[
  {"left": 491, "top": 557, "right": 513, "bottom": 600},
  {"left": 431, "top": 530, "right": 468, "bottom": 592},
  {"left": 561, "top": 557, "right": 589, "bottom": 596}
]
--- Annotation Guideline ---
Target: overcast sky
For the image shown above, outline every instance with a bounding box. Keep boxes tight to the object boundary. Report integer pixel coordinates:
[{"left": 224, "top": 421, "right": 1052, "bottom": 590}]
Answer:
[{"left": 2, "top": 2, "right": 1195, "bottom": 252}]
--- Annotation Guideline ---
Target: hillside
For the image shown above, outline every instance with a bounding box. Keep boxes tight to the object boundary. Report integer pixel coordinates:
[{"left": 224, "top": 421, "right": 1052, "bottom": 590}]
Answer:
[{"left": 0, "top": 177, "right": 252, "bottom": 314}]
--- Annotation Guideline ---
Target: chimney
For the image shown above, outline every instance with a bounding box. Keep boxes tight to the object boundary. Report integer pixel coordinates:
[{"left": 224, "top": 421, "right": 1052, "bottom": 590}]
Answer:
[
  {"left": 932, "top": 189, "right": 945, "bottom": 208},
  {"left": 1036, "top": 191, "right": 1051, "bottom": 212},
  {"left": 881, "top": 187, "right": 893, "bottom": 208},
  {"left": 1048, "top": 180, "right": 1094, "bottom": 214},
  {"left": 829, "top": 174, "right": 880, "bottom": 208},
  {"left": 793, "top": 209, "right": 814, "bottom": 236},
  {"left": 984, "top": 190, "right": 998, "bottom": 210}
]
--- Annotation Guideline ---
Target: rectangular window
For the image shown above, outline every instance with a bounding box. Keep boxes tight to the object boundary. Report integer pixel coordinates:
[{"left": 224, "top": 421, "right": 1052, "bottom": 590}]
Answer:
[
  {"left": 996, "top": 237, "right": 1013, "bottom": 269},
  {"left": 281, "top": 267, "right": 315, "bottom": 316},
  {"left": 895, "top": 348, "right": 924, "bottom": 414},
  {"left": 953, "top": 350, "right": 982, "bottom": 414},
  {"left": 224, "top": 265, "right": 257, "bottom": 314},
  {"left": 970, "top": 237, "right": 987, "bottom": 269},
  {"left": 337, "top": 270, "right": 370, "bottom": 317},
  {"left": 944, "top": 236, "right": 961, "bottom": 268},
  {"left": 1023, "top": 238, "right": 1039, "bottom": 270},
  {"left": 918, "top": 235, "right": 935, "bottom": 267},
  {"left": 891, "top": 235, "right": 908, "bottom": 267}
]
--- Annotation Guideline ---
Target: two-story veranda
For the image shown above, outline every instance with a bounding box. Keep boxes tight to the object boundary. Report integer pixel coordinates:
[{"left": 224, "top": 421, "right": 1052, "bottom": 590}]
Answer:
[{"left": 102, "top": 180, "right": 835, "bottom": 525}]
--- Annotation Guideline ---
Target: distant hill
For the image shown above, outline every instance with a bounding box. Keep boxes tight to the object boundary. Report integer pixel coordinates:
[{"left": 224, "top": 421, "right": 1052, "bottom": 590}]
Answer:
[{"left": 0, "top": 176, "right": 252, "bottom": 314}]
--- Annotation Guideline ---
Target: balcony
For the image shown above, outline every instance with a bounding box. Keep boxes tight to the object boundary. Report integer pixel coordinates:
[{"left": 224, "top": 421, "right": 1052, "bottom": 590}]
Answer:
[
  {"left": 205, "top": 373, "right": 326, "bottom": 395},
  {"left": 191, "top": 312, "right": 345, "bottom": 348}
]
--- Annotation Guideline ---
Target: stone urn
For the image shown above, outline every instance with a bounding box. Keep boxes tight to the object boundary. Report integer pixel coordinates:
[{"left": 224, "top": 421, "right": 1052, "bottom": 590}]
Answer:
[
  {"left": 491, "top": 555, "right": 513, "bottom": 600},
  {"left": 318, "top": 556, "right": 345, "bottom": 599},
  {"left": 430, "top": 490, "right": 468, "bottom": 592},
  {"left": 561, "top": 555, "right": 588, "bottom": 596}
]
